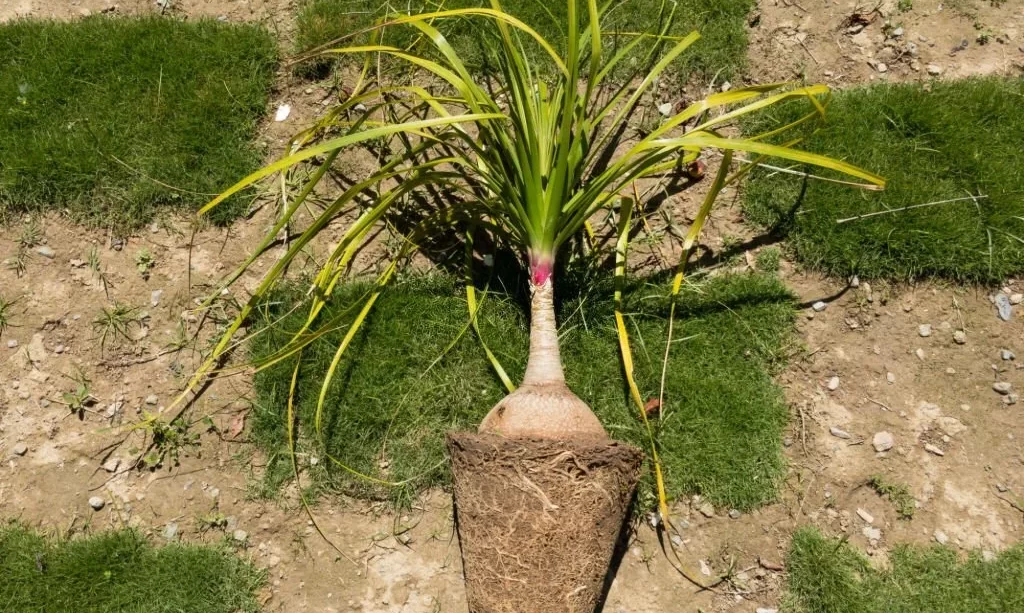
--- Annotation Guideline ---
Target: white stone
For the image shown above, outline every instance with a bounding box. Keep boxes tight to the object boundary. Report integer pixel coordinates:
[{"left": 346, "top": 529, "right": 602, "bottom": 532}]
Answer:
[
  {"left": 1010, "top": 293, "right": 1023, "bottom": 305},
  {"left": 993, "top": 381, "right": 1013, "bottom": 395},
  {"left": 872, "top": 431, "right": 894, "bottom": 452},
  {"left": 274, "top": 104, "right": 291, "bottom": 122},
  {"left": 862, "top": 526, "right": 881, "bottom": 541},
  {"left": 829, "top": 426, "right": 852, "bottom": 439},
  {"left": 1001, "top": 349, "right": 1015, "bottom": 361},
  {"left": 102, "top": 457, "right": 121, "bottom": 473},
  {"left": 88, "top": 496, "right": 105, "bottom": 511},
  {"left": 953, "top": 330, "right": 966, "bottom": 344},
  {"left": 827, "top": 376, "right": 840, "bottom": 391},
  {"left": 12, "top": 442, "right": 28, "bottom": 456},
  {"left": 233, "top": 529, "right": 248, "bottom": 543},
  {"left": 934, "top": 530, "right": 949, "bottom": 545},
  {"left": 886, "top": 372, "right": 896, "bottom": 384},
  {"left": 927, "top": 64, "right": 943, "bottom": 75},
  {"left": 924, "top": 443, "right": 945, "bottom": 456},
  {"left": 857, "top": 508, "right": 874, "bottom": 524},
  {"left": 812, "top": 301, "right": 827, "bottom": 312},
  {"left": 918, "top": 323, "right": 932, "bottom": 337}
]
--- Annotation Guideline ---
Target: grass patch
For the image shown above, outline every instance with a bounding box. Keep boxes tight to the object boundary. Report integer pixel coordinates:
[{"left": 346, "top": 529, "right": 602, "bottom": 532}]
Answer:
[
  {"left": 784, "top": 527, "right": 1024, "bottom": 612},
  {"left": 0, "top": 523, "right": 264, "bottom": 613},
  {"left": 867, "top": 474, "right": 916, "bottom": 519},
  {"left": 0, "top": 17, "right": 277, "bottom": 230},
  {"left": 250, "top": 271, "right": 795, "bottom": 510},
  {"left": 294, "top": 0, "right": 753, "bottom": 82},
  {"left": 742, "top": 77, "right": 1024, "bottom": 283}
]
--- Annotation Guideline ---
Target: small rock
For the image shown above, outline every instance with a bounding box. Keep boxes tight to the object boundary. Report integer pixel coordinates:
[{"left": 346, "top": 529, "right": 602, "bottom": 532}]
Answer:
[
  {"left": 915, "top": 348, "right": 926, "bottom": 360},
  {"left": 857, "top": 508, "right": 874, "bottom": 524},
  {"left": 812, "top": 301, "right": 827, "bottom": 312},
  {"left": 699, "top": 559, "right": 712, "bottom": 576},
  {"left": 102, "top": 457, "right": 120, "bottom": 473},
  {"left": 891, "top": 26, "right": 904, "bottom": 37},
  {"left": 924, "top": 443, "right": 945, "bottom": 456},
  {"left": 233, "top": 529, "right": 248, "bottom": 543},
  {"left": 874, "top": 62, "right": 888, "bottom": 73},
  {"left": 872, "top": 431, "right": 894, "bottom": 452},
  {"left": 728, "top": 509, "right": 741, "bottom": 519},
  {"left": 6, "top": 340, "right": 17, "bottom": 349},
  {"left": 756, "top": 609, "right": 779, "bottom": 613},
  {"left": 274, "top": 104, "right": 291, "bottom": 122},
  {"left": 830, "top": 426, "right": 852, "bottom": 440},
  {"left": 88, "top": 496, "right": 105, "bottom": 511},
  {"left": 36, "top": 246, "right": 55, "bottom": 259},
  {"left": 657, "top": 102, "right": 673, "bottom": 116},
  {"left": 862, "top": 526, "right": 882, "bottom": 541},
  {"left": 997, "top": 483, "right": 1008, "bottom": 493},
  {"left": 993, "top": 381, "right": 1013, "bottom": 395},
  {"left": 934, "top": 530, "right": 949, "bottom": 545},
  {"left": 145, "top": 394, "right": 159, "bottom": 405},
  {"left": 886, "top": 372, "right": 896, "bottom": 384},
  {"left": 1001, "top": 349, "right": 1015, "bottom": 361},
  {"left": 827, "top": 376, "right": 840, "bottom": 391},
  {"left": 54, "top": 344, "right": 65, "bottom": 354},
  {"left": 164, "top": 522, "right": 179, "bottom": 541},
  {"left": 697, "top": 502, "right": 715, "bottom": 518},
  {"left": 12, "top": 442, "right": 28, "bottom": 456},
  {"left": 267, "top": 555, "right": 281, "bottom": 568},
  {"left": 995, "top": 293, "right": 1013, "bottom": 321},
  {"left": 1003, "top": 393, "right": 1018, "bottom": 406},
  {"left": 151, "top": 290, "right": 163, "bottom": 307},
  {"left": 927, "top": 64, "right": 943, "bottom": 75},
  {"left": 918, "top": 323, "right": 932, "bottom": 337},
  {"left": 953, "top": 330, "right": 966, "bottom": 344},
  {"left": 1011, "top": 293, "right": 1023, "bottom": 305}
]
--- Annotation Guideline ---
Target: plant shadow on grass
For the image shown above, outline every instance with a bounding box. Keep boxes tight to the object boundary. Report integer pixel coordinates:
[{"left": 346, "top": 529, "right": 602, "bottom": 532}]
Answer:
[
  {"left": 250, "top": 262, "right": 796, "bottom": 512},
  {"left": 784, "top": 527, "right": 1024, "bottom": 613},
  {"left": 0, "top": 522, "right": 264, "bottom": 613},
  {"left": 743, "top": 76, "right": 1024, "bottom": 283}
]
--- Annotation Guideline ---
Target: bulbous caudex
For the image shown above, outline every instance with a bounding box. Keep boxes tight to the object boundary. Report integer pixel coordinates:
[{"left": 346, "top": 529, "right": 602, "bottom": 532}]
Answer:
[{"left": 478, "top": 261, "right": 607, "bottom": 440}]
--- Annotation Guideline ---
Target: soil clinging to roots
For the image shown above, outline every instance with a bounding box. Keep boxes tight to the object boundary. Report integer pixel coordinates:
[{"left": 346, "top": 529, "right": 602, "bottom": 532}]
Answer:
[{"left": 447, "top": 432, "right": 643, "bottom": 613}]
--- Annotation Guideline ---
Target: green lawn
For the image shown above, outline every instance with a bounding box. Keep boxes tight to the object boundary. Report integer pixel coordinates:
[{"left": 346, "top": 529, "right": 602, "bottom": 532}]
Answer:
[
  {"left": 0, "top": 17, "right": 277, "bottom": 230},
  {"left": 784, "top": 527, "right": 1024, "bottom": 613},
  {"left": 0, "top": 523, "right": 264, "bottom": 613},
  {"left": 250, "top": 271, "right": 795, "bottom": 511},
  {"left": 743, "top": 77, "right": 1024, "bottom": 283},
  {"left": 294, "top": 0, "right": 754, "bottom": 82}
]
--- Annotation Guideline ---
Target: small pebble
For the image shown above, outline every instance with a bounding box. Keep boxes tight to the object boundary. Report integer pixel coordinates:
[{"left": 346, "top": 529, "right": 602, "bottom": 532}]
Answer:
[
  {"left": 697, "top": 502, "right": 715, "bottom": 518},
  {"left": 915, "top": 348, "right": 926, "bottom": 360},
  {"left": 927, "top": 64, "right": 943, "bottom": 75},
  {"left": 826, "top": 376, "right": 840, "bottom": 391},
  {"left": 812, "top": 301, "right": 827, "bottom": 312},
  {"left": 862, "top": 526, "right": 882, "bottom": 541},
  {"left": 1001, "top": 349, "right": 1016, "bottom": 361},
  {"left": 918, "top": 323, "right": 932, "bottom": 337},
  {"left": 886, "top": 372, "right": 896, "bottom": 384},
  {"left": 934, "top": 530, "right": 949, "bottom": 545},
  {"left": 6, "top": 340, "right": 17, "bottom": 349},
  {"left": 164, "top": 522, "right": 179, "bottom": 540},
  {"left": 857, "top": 508, "right": 874, "bottom": 524},
  {"left": 145, "top": 394, "right": 159, "bottom": 405},
  {"left": 151, "top": 290, "right": 163, "bottom": 307},
  {"left": 233, "top": 529, "right": 248, "bottom": 543},
  {"left": 102, "top": 457, "right": 120, "bottom": 473},
  {"left": 657, "top": 102, "right": 673, "bottom": 116},
  {"left": 872, "top": 431, "right": 894, "bottom": 452},
  {"left": 829, "top": 426, "right": 852, "bottom": 440},
  {"left": 953, "top": 330, "right": 966, "bottom": 344},
  {"left": 728, "top": 509, "right": 741, "bottom": 519},
  {"left": 995, "top": 293, "right": 1013, "bottom": 321},
  {"left": 993, "top": 381, "right": 1013, "bottom": 395},
  {"left": 12, "top": 442, "right": 28, "bottom": 456},
  {"left": 1011, "top": 293, "right": 1023, "bottom": 305},
  {"left": 1003, "top": 393, "right": 1018, "bottom": 406},
  {"left": 36, "top": 246, "right": 55, "bottom": 259},
  {"left": 924, "top": 443, "right": 945, "bottom": 456},
  {"left": 88, "top": 496, "right": 105, "bottom": 511}
]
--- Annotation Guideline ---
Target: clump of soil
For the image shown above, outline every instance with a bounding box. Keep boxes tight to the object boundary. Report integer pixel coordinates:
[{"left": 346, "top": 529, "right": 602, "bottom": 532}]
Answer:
[{"left": 447, "top": 432, "right": 643, "bottom": 613}]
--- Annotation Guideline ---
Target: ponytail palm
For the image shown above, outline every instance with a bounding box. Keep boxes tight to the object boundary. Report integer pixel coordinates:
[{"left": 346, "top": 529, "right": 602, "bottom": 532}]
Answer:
[{"left": 192, "top": 0, "right": 882, "bottom": 501}]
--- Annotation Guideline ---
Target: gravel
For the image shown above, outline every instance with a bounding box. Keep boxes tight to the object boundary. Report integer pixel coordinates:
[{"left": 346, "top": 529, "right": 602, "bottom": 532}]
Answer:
[
  {"left": 872, "top": 431, "right": 894, "bottom": 452},
  {"left": 829, "top": 426, "right": 852, "bottom": 439},
  {"left": 993, "top": 381, "right": 1013, "bottom": 395}
]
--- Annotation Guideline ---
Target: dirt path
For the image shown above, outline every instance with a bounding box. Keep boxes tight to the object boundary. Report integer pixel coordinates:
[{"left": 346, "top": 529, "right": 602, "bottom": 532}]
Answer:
[{"left": 2, "top": 1, "right": 1024, "bottom": 612}]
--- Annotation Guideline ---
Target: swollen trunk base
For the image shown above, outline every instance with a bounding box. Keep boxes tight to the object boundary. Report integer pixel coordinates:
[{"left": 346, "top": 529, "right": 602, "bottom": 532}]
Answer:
[{"left": 447, "top": 432, "right": 643, "bottom": 613}]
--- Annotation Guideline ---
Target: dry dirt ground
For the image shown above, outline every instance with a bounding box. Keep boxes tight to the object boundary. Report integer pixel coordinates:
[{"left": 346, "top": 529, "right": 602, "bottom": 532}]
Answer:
[{"left": 1, "top": 1, "right": 1024, "bottom": 612}]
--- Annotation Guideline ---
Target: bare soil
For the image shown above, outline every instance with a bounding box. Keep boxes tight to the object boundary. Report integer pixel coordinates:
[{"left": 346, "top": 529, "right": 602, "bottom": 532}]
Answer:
[{"left": 1, "top": 1, "right": 1023, "bottom": 612}]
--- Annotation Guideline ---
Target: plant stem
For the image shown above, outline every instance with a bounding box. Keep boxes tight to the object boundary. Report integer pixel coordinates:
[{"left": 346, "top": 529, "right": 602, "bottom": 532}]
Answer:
[{"left": 521, "top": 279, "right": 566, "bottom": 387}]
